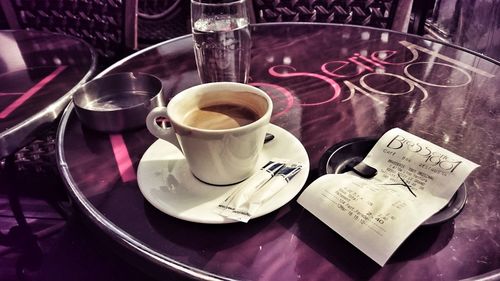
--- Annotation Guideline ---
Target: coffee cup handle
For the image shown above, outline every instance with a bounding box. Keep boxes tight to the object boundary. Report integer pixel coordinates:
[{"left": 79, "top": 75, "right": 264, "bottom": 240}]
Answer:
[{"left": 146, "top": 107, "right": 182, "bottom": 151}]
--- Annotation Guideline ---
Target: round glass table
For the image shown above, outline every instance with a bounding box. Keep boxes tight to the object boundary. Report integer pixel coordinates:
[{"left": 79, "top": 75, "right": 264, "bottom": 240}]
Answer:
[
  {"left": 0, "top": 30, "right": 97, "bottom": 158},
  {"left": 57, "top": 23, "right": 500, "bottom": 280}
]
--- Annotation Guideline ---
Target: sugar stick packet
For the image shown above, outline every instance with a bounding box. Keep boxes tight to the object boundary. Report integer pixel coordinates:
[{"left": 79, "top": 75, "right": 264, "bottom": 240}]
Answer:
[
  {"left": 216, "top": 160, "right": 285, "bottom": 221},
  {"left": 247, "top": 164, "right": 302, "bottom": 217},
  {"left": 217, "top": 160, "right": 303, "bottom": 222}
]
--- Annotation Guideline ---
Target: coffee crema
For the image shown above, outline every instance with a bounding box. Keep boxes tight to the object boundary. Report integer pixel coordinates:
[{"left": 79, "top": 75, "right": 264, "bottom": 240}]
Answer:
[{"left": 183, "top": 103, "right": 260, "bottom": 130}]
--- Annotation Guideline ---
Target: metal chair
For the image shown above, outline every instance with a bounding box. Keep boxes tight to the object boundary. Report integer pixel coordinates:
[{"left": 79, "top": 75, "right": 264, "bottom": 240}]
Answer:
[
  {"left": 250, "top": 0, "right": 414, "bottom": 32},
  {"left": 0, "top": 0, "right": 138, "bottom": 66},
  {"left": 424, "top": 0, "right": 500, "bottom": 62},
  {"left": 137, "top": 0, "right": 190, "bottom": 47}
]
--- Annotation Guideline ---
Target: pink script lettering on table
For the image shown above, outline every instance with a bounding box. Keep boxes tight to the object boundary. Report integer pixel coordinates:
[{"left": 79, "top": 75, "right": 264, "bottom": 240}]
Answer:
[
  {"left": 0, "top": 66, "right": 67, "bottom": 119},
  {"left": 261, "top": 41, "right": 495, "bottom": 107},
  {"left": 249, "top": 82, "right": 294, "bottom": 118},
  {"left": 268, "top": 65, "right": 342, "bottom": 106}
]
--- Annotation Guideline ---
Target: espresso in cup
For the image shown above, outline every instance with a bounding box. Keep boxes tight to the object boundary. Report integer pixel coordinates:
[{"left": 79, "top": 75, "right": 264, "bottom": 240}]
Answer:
[
  {"left": 183, "top": 93, "right": 264, "bottom": 130},
  {"left": 146, "top": 83, "right": 272, "bottom": 185}
]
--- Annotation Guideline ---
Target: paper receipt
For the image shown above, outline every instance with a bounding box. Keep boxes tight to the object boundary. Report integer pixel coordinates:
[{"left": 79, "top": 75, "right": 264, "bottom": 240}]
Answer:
[{"left": 297, "top": 128, "right": 479, "bottom": 265}]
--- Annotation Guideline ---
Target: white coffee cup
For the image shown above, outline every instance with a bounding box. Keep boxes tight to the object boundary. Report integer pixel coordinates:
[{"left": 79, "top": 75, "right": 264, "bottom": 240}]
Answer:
[{"left": 146, "top": 82, "right": 273, "bottom": 185}]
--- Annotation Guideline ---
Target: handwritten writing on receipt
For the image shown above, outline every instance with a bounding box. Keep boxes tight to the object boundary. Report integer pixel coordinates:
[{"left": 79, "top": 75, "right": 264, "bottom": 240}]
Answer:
[{"left": 297, "top": 128, "right": 479, "bottom": 266}]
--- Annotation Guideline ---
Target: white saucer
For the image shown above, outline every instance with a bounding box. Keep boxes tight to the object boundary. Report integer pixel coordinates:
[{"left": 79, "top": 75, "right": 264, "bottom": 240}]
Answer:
[{"left": 137, "top": 124, "right": 310, "bottom": 224}]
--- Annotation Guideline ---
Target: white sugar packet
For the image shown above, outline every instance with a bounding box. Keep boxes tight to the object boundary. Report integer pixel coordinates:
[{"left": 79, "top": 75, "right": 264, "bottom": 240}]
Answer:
[
  {"left": 247, "top": 163, "right": 302, "bottom": 217},
  {"left": 297, "top": 128, "right": 479, "bottom": 266},
  {"left": 217, "top": 160, "right": 303, "bottom": 222},
  {"left": 216, "top": 160, "right": 285, "bottom": 222}
]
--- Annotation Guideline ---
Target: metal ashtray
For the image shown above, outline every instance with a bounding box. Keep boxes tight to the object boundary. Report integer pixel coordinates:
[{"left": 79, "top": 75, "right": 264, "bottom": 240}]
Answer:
[{"left": 73, "top": 72, "right": 164, "bottom": 133}]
